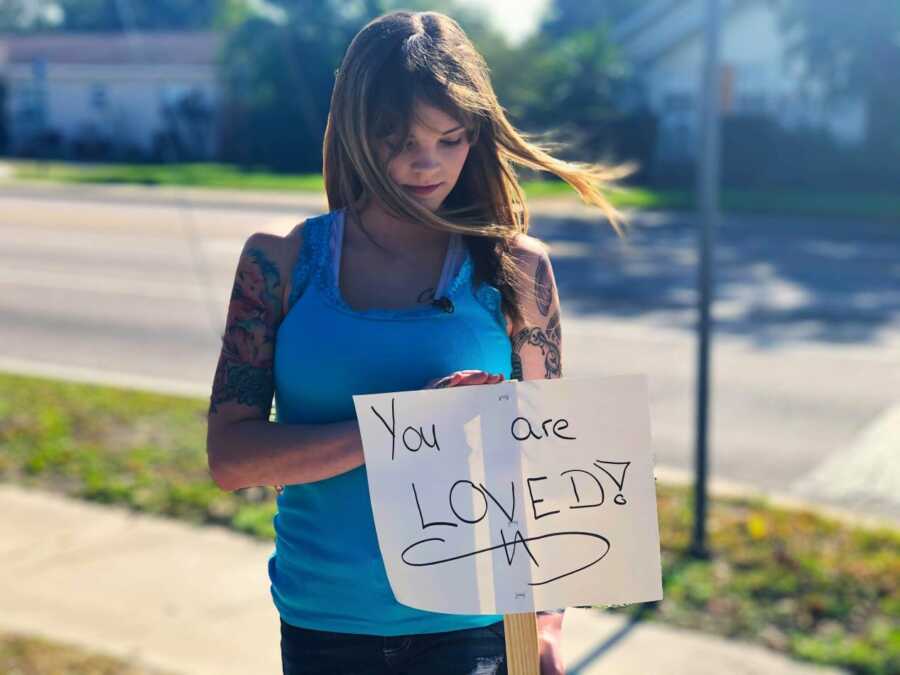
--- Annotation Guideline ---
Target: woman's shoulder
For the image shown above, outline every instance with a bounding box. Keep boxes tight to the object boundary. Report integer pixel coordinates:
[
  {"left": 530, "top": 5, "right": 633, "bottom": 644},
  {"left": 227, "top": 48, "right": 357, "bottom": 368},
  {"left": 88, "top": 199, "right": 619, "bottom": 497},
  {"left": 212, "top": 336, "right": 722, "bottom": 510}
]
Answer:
[
  {"left": 241, "top": 219, "right": 310, "bottom": 316},
  {"left": 507, "top": 232, "right": 552, "bottom": 278},
  {"left": 244, "top": 208, "right": 337, "bottom": 253},
  {"left": 243, "top": 220, "right": 307, "bottom": 266},
  {"left": 504, "top": 232, "right": 560, "bottom": 334},
  {"left": 508, "top": 232, "right": 550, "bottom": 256}
]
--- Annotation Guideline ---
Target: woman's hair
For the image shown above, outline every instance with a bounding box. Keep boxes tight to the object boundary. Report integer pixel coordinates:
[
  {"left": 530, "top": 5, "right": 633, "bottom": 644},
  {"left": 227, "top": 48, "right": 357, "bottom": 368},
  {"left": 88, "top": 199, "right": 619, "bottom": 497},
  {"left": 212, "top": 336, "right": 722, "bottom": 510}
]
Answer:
[{"left": 323, "top": 10, "right": 630, "bottom": 327}]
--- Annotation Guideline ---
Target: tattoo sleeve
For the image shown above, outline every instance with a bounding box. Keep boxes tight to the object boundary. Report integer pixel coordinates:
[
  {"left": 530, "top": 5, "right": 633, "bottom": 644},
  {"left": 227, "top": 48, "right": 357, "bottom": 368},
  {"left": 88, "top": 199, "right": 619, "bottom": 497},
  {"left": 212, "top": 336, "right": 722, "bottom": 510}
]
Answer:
[
  {"left": 510, "top": 250, "right": 563, "bottom": 380},
  {"left": 511, "top": 350, "right": 523, "bottom": 381},
  {"left": 209, "top": 245, "right": 282, "bottom": 418},
  {"left": 534, "top": 257, "right": 552, "bottom": 317},
  {"left": 510, "top": 312, "right": 562, "bottom": 379}
]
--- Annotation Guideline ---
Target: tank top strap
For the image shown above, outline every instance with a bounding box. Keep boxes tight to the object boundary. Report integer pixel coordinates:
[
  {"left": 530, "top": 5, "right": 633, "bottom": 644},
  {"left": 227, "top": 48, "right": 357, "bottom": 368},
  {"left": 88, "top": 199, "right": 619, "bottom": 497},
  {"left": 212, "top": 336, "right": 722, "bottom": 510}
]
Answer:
[{"left": 286, "top": 212, "right": 332, "bottom": 311}]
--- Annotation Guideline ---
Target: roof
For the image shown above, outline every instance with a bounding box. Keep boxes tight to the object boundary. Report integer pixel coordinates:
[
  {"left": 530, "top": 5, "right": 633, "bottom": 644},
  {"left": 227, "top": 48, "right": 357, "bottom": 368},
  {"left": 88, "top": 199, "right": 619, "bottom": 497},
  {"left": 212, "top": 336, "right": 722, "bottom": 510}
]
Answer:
[
  {"left": 0, "top": 30, "right": 223, "bottom": 65},
  {"left": 614, "top": 0, "right": 738, "bottom": 66},
  {"left": 613, "top": 0, "right": 683, "bottom": 44}
]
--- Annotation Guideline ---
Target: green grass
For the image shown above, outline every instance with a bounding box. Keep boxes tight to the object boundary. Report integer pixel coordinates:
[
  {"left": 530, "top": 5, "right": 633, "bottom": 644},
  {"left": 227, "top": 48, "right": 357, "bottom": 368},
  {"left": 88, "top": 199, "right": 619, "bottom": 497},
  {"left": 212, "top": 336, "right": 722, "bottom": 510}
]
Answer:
[
  {"left": 5, "top": 159, "right": 899, "bottom": 221},
  {"left": 9, "top": 159, "right": 326, "bottom": 192},
  {"left": 1, "top": 370, "right": 898, "bottom": 674}
]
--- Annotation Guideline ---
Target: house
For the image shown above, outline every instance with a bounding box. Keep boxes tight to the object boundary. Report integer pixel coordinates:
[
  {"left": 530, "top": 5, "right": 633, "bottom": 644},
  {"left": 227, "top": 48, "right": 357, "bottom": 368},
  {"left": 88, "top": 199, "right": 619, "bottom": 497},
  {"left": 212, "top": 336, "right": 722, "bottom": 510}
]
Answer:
[
  {"left": 614, "top": 0, "right": 867, "bottom": 161},
  {"left": 0, "top": 30, "right": 224, "bottom": 160}
]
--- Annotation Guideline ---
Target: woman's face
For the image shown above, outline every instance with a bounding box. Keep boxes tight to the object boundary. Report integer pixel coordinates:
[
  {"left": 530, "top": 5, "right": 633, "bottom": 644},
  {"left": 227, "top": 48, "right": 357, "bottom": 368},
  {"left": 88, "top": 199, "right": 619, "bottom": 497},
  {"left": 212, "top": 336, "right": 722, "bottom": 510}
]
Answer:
[{"left": 379, "top": 101, "right": 471, "bottom": 211}]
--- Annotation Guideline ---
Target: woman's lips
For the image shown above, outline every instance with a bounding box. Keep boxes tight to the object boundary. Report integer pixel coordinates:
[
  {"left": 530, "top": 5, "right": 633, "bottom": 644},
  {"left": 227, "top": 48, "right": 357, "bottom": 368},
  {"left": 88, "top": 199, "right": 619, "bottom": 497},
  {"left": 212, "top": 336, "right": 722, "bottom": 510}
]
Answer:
[{"left": 403, "top": 182, "right": 442, "bottom": 195}]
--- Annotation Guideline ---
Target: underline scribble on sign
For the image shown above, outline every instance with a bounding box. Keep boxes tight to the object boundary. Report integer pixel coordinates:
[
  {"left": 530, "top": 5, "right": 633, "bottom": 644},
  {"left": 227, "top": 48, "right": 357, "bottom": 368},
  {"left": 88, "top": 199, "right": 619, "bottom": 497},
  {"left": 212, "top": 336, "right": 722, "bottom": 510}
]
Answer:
[{"left": 401, "top": 530, "right": 612, "bottom": 586}]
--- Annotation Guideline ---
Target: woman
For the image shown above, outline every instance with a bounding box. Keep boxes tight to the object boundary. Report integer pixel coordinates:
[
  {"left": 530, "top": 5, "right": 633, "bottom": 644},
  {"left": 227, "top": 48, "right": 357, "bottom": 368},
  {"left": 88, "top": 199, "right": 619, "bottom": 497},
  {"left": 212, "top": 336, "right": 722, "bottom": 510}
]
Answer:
[{"left": 206, "top": 10, "right": 625, "bottom": 675}]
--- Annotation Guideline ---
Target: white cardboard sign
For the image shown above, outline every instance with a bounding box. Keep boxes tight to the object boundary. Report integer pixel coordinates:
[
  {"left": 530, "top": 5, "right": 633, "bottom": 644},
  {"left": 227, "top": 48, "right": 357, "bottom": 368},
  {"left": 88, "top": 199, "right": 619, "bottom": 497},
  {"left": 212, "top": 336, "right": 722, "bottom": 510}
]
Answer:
[{"left": 351, "top": 374, "right": 663, "bottom": 614}]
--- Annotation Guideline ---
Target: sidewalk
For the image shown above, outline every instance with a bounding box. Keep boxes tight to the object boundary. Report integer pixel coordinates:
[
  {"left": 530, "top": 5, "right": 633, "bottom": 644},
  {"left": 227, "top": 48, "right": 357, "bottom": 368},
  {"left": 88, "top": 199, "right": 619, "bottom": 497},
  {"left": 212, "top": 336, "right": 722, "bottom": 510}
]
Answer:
[{"left": 0, "top": 483, "right": 845, "bottom": 675}]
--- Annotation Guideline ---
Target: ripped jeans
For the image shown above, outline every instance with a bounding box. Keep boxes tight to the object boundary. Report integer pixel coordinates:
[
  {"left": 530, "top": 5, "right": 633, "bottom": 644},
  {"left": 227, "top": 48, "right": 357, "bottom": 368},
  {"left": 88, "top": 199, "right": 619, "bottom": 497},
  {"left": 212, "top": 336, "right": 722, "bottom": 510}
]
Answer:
[{"left": 280, "top": 618, "right": 507, "bottom": 675}]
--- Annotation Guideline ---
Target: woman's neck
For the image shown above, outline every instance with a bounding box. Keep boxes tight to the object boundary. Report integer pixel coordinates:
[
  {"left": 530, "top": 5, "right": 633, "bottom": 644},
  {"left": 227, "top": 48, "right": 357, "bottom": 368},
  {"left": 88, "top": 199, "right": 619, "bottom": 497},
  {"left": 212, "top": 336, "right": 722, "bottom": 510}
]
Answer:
[{"left": 349, "top": 196, "right": 450, "bottom": 258}]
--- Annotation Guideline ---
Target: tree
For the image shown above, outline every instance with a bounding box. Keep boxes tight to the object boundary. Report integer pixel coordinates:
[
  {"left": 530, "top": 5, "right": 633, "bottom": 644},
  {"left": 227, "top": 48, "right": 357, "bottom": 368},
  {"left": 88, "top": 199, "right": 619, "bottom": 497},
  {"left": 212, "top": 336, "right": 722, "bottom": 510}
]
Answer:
[
  {"left": 218, "top": 0, "right": 509, "bottom": 171},
  {"left": 539, "top": 0, "right": 643, "bottom": 39},
  {"left": 0, "top": 0, "right": 60, "bottom": 32},
  {"left": 3, "top": 0, "right": 251, "bottom": 32},
  {"left": 70, "top": 0, "right": 225, "bottom": 31},
  {"left": 491, "top": 22, "right": 637, "bottom": 166}
]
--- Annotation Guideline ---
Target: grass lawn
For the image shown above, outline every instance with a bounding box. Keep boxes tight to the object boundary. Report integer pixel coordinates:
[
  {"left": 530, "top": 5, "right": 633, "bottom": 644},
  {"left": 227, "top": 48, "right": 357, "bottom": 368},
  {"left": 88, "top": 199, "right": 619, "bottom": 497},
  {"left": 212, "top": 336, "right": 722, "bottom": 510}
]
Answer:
[
  {"left": 1, "top": 370, "right": 898, "bottom": 675},
  {"left": 0, "top": 631, "right": 177, "bottom": 675},
  {"left": 4, "top": 159, "right": 900, "bottom": 222}
]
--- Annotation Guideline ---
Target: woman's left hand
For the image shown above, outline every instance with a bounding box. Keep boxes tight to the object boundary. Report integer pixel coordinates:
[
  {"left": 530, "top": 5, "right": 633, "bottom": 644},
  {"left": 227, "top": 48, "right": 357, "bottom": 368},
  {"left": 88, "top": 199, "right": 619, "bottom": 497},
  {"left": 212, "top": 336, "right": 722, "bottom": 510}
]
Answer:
[{"left": 538, "top": 615, "right": 566, "bottom": 674}]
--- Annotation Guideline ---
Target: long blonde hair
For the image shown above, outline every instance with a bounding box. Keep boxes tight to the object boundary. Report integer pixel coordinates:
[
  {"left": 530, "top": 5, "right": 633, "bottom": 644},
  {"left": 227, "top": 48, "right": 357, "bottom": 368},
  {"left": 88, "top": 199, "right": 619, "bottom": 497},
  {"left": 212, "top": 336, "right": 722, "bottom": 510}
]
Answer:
[{"left": 323, "top": 10, "right": 629, "bottom": 326}]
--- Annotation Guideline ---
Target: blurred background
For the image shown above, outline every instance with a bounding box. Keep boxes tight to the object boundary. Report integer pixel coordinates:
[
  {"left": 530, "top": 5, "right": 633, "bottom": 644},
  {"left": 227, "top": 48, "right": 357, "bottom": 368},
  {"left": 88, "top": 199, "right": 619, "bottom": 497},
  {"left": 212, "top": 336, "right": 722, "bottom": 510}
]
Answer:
[{"left": 0, "top": 1, "right": 897, "bottom": 674}]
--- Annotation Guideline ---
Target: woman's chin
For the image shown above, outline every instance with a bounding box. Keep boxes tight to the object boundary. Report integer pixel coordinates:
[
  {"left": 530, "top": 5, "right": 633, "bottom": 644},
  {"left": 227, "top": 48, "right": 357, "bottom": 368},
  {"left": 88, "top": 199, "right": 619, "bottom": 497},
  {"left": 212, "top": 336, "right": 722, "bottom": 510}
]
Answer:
[{"left": 411, "top": 195, "right": 444, "bottom": 211}]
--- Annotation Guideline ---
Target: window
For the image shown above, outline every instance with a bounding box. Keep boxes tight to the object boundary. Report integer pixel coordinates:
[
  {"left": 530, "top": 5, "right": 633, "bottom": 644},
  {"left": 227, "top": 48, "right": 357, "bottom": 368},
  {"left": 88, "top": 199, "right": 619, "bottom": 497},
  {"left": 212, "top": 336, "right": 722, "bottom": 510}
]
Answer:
[{"left": 90, "top": 83, "right": 108, "bottom": 110}]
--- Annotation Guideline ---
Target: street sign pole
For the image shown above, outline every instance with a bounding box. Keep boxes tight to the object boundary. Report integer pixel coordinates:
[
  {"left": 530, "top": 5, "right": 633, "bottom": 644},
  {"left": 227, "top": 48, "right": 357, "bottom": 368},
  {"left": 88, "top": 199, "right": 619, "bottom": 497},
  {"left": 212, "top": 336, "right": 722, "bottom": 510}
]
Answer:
[{"left": 691, "top": 0, "right": 723, "bottom": 559}]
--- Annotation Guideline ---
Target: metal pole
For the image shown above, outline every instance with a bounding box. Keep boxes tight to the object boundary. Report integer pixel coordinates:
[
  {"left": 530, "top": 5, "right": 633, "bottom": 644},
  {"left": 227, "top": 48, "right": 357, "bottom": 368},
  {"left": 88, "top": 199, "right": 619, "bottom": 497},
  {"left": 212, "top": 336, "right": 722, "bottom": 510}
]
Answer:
[{"left": 691, "top": 0, "right": 722, "bottom": 559}]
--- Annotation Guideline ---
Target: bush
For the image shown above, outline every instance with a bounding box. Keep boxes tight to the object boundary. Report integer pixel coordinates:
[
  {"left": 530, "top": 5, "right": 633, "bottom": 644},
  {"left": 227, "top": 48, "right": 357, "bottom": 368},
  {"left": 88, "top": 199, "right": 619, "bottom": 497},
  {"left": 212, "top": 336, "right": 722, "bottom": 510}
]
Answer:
[
  {"left": 15, "top": 128, "right": 65, "bottom": 159},
  {"left": 652, "top": 113, "right": 900, "bottom": 192},
  {"left": 587, "top": 108, "right": 659, "bottom": 183}
]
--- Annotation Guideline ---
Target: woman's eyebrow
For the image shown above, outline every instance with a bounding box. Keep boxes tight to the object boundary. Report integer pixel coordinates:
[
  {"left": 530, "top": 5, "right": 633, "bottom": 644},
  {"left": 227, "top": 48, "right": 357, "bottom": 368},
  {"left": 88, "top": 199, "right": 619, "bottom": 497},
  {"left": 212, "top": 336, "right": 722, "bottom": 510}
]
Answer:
[{"left": 396, "top": 124, "right": 464, "bottom": 140}]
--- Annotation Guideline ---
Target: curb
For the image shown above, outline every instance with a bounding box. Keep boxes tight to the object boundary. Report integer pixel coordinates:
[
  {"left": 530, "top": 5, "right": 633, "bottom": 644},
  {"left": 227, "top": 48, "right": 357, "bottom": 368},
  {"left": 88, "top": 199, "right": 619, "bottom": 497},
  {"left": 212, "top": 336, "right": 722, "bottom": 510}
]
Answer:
[{"left": 653, "top": 466, "right": 899, "bottom": 532}]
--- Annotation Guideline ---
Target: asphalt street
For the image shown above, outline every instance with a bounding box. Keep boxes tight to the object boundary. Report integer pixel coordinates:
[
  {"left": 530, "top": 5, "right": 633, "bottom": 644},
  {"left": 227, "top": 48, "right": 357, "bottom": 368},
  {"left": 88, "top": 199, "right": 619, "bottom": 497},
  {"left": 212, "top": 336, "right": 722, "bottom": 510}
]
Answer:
[{"left": 1, "top": 182, "right": 897, "bottom": 522}]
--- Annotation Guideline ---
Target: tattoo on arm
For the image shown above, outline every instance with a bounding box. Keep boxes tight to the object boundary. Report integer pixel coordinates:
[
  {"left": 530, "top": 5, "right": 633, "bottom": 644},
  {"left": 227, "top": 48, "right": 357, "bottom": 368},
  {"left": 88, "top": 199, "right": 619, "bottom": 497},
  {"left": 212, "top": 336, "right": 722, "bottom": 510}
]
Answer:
[
  {"left": 511, "top": 310, "right": 562, "bottom": 379},
  {"left": 546, "top": 310, "right": 561, "bottom": 345},
  {"left": 209, "top": 246, "right": 282, "bottom": 417},
  {"left": 534, "top": 257, "right": 552, "bottom": 317},
  {"left": 511, "top": 351, "right": 523, "bottom": 381}
]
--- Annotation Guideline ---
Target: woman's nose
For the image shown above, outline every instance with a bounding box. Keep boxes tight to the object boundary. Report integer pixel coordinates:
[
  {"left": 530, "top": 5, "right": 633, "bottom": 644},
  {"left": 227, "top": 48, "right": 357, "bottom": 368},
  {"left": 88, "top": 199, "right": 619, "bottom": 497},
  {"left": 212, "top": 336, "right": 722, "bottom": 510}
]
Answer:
[{"left": 409, "top": 148, "right": 440, "bottom": 170}]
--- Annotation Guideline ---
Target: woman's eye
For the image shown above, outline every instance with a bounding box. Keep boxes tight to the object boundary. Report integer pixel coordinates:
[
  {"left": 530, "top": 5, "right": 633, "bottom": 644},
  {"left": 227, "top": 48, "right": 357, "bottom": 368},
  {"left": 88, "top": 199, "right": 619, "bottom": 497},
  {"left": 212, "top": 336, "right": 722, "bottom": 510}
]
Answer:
[{"left": 390, "top": 137, "right": 464, "bottom": 152}]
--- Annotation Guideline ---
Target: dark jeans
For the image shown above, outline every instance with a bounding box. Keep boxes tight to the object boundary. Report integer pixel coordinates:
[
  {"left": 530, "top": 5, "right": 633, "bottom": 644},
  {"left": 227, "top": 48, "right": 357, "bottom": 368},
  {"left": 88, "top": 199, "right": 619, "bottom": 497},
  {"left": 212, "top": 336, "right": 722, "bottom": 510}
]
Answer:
[{"left": 280, "top": 618, "right": 508, "bottom": 675}]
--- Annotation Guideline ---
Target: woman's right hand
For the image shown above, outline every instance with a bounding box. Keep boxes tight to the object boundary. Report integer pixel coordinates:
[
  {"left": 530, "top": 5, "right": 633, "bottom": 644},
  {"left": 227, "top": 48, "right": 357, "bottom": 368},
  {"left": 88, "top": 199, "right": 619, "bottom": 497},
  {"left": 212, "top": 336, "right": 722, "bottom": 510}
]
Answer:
[{"left": 424, "top": 370, "right": 505, "bottom": 389}]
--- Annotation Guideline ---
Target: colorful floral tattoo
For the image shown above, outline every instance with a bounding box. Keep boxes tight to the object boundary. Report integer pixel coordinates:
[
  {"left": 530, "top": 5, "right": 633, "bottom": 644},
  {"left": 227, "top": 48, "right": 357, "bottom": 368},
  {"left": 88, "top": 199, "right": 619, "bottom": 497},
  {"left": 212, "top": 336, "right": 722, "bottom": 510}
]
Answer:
[{"left": 209, "top": 246, "right": 282, "bottom": 417}]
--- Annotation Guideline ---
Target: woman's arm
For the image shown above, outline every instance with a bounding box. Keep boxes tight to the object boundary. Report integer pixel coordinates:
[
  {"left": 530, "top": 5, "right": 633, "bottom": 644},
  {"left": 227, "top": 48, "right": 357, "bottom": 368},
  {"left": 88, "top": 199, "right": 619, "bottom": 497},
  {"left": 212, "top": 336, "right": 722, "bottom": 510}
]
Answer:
[
  {"left": 206, "top": 230, "right": 365, "bottom": 492},
  {"left": 209, "top": 418, "right": 364, "bottom": 491},
  {"left": 507, "top": 235, "right": 567, "bottom": 673},
  {"left": 508, "top": 236, "right": 562, "bottom": 382}
]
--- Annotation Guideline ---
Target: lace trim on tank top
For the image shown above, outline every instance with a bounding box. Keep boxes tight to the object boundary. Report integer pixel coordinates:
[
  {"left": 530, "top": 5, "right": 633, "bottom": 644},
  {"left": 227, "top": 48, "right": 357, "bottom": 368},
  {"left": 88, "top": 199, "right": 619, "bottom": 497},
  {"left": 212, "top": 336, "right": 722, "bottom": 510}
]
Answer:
[{"left": 286, "top": 209, "right": 505, "bottom": 328}]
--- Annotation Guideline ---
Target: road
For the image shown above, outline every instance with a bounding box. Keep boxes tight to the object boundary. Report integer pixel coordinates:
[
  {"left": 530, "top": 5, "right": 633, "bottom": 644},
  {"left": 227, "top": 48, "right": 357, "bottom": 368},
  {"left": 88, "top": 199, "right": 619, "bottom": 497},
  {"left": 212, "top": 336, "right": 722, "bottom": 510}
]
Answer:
[{"left": 1, "top": 182, "right": 898, "bottom": 522}]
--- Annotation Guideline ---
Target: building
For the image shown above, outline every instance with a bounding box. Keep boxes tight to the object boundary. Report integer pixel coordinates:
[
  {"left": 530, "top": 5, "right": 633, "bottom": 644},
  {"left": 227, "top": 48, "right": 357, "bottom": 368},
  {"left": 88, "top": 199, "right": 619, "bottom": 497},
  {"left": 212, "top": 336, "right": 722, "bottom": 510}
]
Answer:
[
  {"left": 615, "top": 0, "right": 867, "bottom": 161},
  {"left": 0, "top": 31, "right": 224, "bottom": 160}
]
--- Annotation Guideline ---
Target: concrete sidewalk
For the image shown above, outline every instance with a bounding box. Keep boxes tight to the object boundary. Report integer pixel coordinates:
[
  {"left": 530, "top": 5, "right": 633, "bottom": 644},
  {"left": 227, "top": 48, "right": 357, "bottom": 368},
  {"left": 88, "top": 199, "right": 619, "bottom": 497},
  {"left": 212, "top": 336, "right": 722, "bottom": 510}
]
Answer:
[{"left": 0, "top": 484, "right": 845, "bottom": 675}]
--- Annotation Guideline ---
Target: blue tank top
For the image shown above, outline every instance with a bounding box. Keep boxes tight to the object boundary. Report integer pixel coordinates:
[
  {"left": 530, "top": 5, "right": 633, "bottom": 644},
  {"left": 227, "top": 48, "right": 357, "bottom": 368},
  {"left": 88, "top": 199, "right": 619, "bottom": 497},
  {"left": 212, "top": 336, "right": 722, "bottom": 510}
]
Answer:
[{"left": 268, "top": 208, "right": 512, "bottom": 636}]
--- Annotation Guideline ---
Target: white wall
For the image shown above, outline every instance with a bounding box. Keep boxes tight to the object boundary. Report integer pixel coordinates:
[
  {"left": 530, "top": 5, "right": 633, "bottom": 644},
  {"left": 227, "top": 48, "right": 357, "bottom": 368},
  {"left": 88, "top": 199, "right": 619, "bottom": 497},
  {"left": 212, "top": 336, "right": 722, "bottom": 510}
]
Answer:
[
  {"left": 624, "top": 0, "right": 866, "bottom": 160},
  {"left": 6, "top": 62, "right": 221, "bottom": 157}
]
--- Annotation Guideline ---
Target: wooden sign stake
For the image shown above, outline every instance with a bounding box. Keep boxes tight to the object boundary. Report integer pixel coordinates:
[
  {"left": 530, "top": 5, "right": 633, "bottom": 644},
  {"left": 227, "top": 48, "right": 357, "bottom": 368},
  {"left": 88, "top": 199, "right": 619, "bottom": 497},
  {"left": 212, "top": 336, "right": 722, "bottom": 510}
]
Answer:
[{"left": 503, "top": 612, "right": 540, "bottom": 674}]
